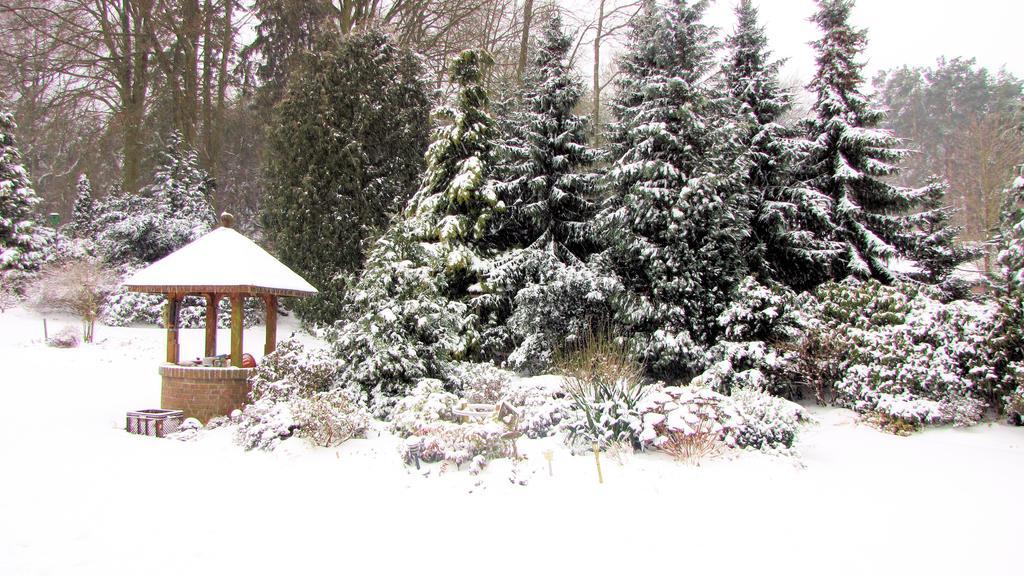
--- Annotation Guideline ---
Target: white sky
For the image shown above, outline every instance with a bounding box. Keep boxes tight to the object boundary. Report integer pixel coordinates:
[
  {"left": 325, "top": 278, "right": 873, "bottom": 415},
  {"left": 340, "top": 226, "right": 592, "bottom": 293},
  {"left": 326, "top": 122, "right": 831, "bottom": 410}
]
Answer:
[{"left": 561, "top": 0, "right": 1024, "bottom": 84}]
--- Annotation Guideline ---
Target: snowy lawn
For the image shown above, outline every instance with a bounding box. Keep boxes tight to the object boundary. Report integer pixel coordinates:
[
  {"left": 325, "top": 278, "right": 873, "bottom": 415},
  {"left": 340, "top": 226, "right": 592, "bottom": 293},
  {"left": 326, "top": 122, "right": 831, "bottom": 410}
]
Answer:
[{"left": 1, "top": 307, "right": 1021, "bottom": 576}]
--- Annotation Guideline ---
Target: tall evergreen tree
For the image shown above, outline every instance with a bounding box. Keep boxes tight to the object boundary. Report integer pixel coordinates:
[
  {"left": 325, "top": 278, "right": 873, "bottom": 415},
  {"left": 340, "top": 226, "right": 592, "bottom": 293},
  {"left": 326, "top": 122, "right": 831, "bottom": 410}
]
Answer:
[
  {"left": 262, "top": 31, "right": 431, "bottom": 324},
  {"left": 597, "top": 0, "right": 750, "bottom": 376},
  {"left": 802, "top": 0, "right": 924, "bottom": 282},
  {"left": 0, "top": 110, "right": 46, "bottom": 271},
  {"left": 723, "top": 0, "right": 832, "bottom": 288},
  {"left": 407, "top": 50, "right": 502, "bottom": 298},
  {"left": 331, "top": 50, "right": 501, "bottom": 413},
  {"left": 491, "top": 13, "right": 599, "bottom": 264},
  {"left": 486, "top": 12, "right": 606, "bottom": 369},
  {"left": 67, "top": 174, "right": 98, "bottom": 240}
]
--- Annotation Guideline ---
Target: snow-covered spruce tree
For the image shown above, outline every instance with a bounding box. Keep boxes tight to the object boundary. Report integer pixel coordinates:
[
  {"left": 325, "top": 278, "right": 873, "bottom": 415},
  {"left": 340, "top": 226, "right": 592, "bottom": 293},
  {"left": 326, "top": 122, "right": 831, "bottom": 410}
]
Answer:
[
  {"left": 723, "top": 0, "right": 833, "bottom": 289},
  {"left": 262, "top": 31, "right": 431, "bottom": 325},
  {"left": 0, "top": 110, "right": 47, "bottom": 272},
  {"left": 96, "top": 133, "right": 216, "bottom": 266},
  {"left": 801, "top": 0, "right": 925, "bottom": 283},
  {"left": 485, "top": 13, "right": 609, "bottom": 370},
  {"left": 330, "top": 50, "right": 500, "bottom": 415},
  {"left": 901, "top": 178, "right": 978, "bottom": 297},
  {"left": 596, "top": 0, "right": 751, "bottom": 378},
  {"left": 66, "top": 174, "right": 99, "bottom": 240},
  {"left": 406, "top": 49, "right": 502, "bottom": 300}
]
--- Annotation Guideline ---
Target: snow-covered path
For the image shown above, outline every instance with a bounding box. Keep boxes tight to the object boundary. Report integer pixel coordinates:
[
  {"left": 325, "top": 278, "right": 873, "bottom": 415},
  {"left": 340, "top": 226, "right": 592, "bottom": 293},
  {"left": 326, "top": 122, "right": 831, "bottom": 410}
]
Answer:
[{"left": 1, "top": 307, "right": 1021, "bottom": 575}]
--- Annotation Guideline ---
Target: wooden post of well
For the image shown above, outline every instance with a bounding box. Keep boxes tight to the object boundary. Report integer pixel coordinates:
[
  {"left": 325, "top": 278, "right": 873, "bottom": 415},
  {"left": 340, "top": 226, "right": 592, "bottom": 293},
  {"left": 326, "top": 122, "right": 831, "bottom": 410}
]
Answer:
[
  {"left": 264, "top": 295, "right": 278, "bottom": 356},
  {"left": 166, "top": 295, "right": 180, "bottom": 364},
  {"left": 205, "top": 293, "right": 218, "bottom": 357},
  {"left": 230, "top": 294, "right": 244, "bottom": 367}
]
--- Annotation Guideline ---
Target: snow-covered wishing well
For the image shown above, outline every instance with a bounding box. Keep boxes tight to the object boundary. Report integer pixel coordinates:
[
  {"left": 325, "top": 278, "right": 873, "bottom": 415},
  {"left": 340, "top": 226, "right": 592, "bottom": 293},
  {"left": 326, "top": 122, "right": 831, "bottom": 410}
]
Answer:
[{"left": 123, "top": 212, "right": 317, "bottom": 422}]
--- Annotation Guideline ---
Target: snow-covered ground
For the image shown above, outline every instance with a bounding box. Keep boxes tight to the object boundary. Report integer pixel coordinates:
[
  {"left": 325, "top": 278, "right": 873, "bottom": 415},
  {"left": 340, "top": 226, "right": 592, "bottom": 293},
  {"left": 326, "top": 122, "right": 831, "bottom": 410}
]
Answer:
[{"left": 1, "top": 307, "right": 1021, "bottom": 575}]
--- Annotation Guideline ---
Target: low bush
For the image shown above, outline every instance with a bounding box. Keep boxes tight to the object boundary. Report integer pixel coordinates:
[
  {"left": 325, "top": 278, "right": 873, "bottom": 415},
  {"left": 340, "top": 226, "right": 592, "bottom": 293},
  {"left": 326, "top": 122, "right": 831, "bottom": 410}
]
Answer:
[
  {"left": 235, "top": 339, "right": 369, "bottom": 450},
  {"left": 47, "top": 326, "right": 80, "bottom": 348},
  {"left": 797, "top": 280, "right": 1000, "bottom": 427},
  {"left": 729, "top": 387, "right": 808, "bottom": 449},
  {"left": 637, "top": 386, "right": 741, "bottom": 462},
  {"left": 390, "top": 379, "right": 510, "bottom": 470},
  {"left": 559, "top": 330, "right": 647, "bottom": 449}
]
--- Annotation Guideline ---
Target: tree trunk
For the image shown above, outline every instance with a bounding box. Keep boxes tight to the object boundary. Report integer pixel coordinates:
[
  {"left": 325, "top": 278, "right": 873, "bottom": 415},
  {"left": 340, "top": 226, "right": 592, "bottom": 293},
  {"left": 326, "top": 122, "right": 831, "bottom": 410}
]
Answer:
[
  {"left": 593, "top": 0, "right": 605, "bottom": 142},
  {"left": 516, "top": 0, "right": 534, "bottom": 84}
]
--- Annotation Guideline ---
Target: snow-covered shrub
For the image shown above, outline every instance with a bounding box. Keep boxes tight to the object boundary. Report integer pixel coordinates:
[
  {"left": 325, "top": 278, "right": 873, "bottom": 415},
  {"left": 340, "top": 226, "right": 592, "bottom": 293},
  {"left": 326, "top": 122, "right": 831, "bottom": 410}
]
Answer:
[
  {"left": 1006, "top": 383, "right": 1024, "bottom": 426},
  {"left": 638, "top": 386, "right": 741, "bottom": 462},
  {"left": 446, "top": 361, "right": 514, "bottom": 403},
  {"left": 638, "top": 385, "right": 806, "bottom": 457},
  {"left": 250, "top": 338, "right": 339, "bottom": 400},
  {"left": 560, "top": 331, "right": 647, "bottom": 449},
  {"left": 330, "top": 226, "right": 479, "bottom": 417},
  {"left": 390, "top": 379, "right": 509, "bottom": 468},
  {"left": 389, "top": 379, "right": 462, "bottom": 437},
  {"left": 31, "top": 257, "right": 117, "bottom": 342},
  {"left": 502, "top": 376, "right": 568, "bottom": 439},
  {"left": 291, "top": 387, "right": 371, "bottom": 447},
  {"left": 236, "top": 339, "right": 369, "bottom": 450},
  {"left": 413, "top": 421, "right": 507, "bottom": 468},
  {"left": 803, "top": 280, "right": 1000, "bottom": 427},
  {"left": 498, "top": 257, "right": 617, "bottom": 375},
  {"left": 698, "top": 277, "right": 803, "bottom": 398},
  {"left": 729, "top": 387, "right": 808, "bottom": 449},
  {"left": 718, "top": 277, "right": 799, "bottom": 342},
  {"left": 47, "top": 326, "right": 80, "bottom": 348}
]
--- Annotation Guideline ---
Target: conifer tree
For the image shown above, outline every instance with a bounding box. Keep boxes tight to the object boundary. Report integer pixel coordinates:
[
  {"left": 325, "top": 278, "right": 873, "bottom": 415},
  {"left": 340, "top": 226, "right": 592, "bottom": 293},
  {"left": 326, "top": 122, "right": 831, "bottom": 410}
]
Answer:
[
  {"left": 902, "top": 178, "right": 978, "bottom": 295},
  {"left": 407, "top": 49, "right": 502, "bottom": 298},
  {"left": 67, "top": 174, "right": 98, "bottom": 240},
  {"left": 0, "top": 110, "right": 46, "bottom": 271},
  {"left": 724, "top": 0, "right": 832, "bottom": 288},
  {"left": 149, "top": 132, "right": 216, "bottom": 231},
  {"left": 598, "top": 0, "right": 750, "bottom": 376},
  {"left": 331, "top": 50, "right": 501, "bottom": 413},
  {"left": 262, "top": 31, "right": 431, "bottom": 324},
  {"left": 802, "top": 0, "right": 924, "bottom": 282},
  {"left": 486, "top": 13, "right": 607, "bottom": 370},
  {"left": 491, "top": 13, "right": 599, "bottom": 264},
  {"left": 96, "top": 134, "right": 216, "bottom": 265}
]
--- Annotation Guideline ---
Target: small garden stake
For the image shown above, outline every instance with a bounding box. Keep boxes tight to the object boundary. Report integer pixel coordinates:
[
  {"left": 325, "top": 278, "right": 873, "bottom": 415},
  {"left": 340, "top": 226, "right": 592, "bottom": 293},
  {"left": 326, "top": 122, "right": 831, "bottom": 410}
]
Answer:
[
  {"left": 543, "top": 450, "right": 554, "bottom": 477},
  {"left": 592, "top": 442, "right": 603, "bottom": 484}
]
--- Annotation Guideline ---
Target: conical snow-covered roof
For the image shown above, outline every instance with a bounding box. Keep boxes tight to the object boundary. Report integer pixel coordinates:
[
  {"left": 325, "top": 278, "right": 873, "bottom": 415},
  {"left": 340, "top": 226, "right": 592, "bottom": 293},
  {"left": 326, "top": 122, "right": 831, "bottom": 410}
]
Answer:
[{"left": 124, "top": 223, "right": 317, "bottom": 298}]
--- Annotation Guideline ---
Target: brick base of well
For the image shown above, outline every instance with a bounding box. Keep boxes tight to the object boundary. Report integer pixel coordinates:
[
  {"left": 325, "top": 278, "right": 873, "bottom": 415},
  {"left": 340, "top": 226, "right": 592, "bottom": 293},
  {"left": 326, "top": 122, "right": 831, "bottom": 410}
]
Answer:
[{"left": 159, "top": 364, "right": 255, "bottom": 424}]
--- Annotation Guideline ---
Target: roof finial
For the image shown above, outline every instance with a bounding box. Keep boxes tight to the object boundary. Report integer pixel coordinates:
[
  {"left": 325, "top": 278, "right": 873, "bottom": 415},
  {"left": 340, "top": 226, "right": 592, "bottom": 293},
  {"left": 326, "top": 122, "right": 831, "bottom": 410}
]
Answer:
[{"left": 220, "top": 212, "right": 235, "bottom": 228}]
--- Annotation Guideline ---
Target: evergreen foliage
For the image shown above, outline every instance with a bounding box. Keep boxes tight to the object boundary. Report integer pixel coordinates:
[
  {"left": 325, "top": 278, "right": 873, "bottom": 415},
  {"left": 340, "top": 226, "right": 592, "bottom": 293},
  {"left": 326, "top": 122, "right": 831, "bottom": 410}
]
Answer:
[
  {"left": 0, "top": 110, "right": 47, "bottom": 271},
  {"left": 406, "top": 49, "right": 502, "bottom": 297},
  {"left": 802, "top": 0, "right": 924, "bottom": 283},
  {"left": 490, "top": 13, "right": 599, "bottom": 263},
  {"left": 485, "top": 13, "right": 607, "bottom": 370},
  {"left": 67, "top": 174, "right": 98, "bottom": 240},
  {"left": 96, "top": 133, "right": 216, "bottom": 266},
  {"left": 262, "top": 31, "right": 431, "bottom": 324},
  {"left": 330, "top": 50, "right": 500, "bottom": 415},
  {"left": 596, "top": 0, "right": 750, "bottom": 377},
  {"left": 901, "top": 178, "right": 978, "bottom": 295},
  {"left": 996, "top": 172, "right": 1024, "bottom": 411},
  {"left": 723, "top": 0, "right": 830, "bottom": 289}
]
